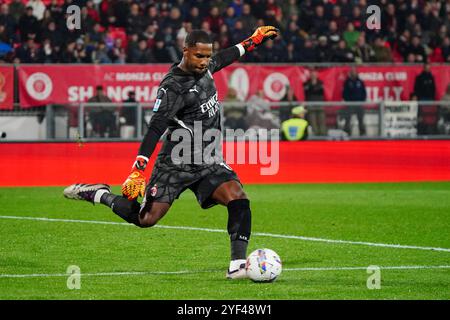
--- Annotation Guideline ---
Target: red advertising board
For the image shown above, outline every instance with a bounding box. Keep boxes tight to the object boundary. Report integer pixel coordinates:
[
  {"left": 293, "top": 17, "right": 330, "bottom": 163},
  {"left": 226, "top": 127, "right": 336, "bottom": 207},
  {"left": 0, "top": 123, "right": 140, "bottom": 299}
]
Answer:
[
  {"left": 1, "top": 141, "right": 449, "bottom": 187},
  {"left": 17, "top": 64, "right": 450, "bottom": 108},
  {"left": 0, "top": 66, "right": 14, "bottom": 110},
  {"left": 17, "top": 64, "right": 171, "bottom": 108}
]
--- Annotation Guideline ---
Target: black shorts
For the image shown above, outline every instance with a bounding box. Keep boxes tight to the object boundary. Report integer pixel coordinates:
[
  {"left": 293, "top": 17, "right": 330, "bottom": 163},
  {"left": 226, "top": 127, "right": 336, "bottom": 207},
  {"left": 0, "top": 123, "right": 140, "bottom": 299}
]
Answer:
[{"left": 143, "top": 154, "right": 241, "bottom": 209}]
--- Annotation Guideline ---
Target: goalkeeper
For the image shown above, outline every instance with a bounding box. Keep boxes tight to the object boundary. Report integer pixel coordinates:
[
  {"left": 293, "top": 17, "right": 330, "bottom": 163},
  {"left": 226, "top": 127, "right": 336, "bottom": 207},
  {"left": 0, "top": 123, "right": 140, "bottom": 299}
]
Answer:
[{"left": 64, "top": 27, "right": 279, "bottom": 279}]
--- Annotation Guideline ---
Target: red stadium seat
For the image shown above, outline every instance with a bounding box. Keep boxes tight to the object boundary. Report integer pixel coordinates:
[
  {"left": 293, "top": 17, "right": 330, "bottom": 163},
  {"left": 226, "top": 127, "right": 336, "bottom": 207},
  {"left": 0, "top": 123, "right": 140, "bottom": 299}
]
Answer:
[
  {"left": 429, "top": 47, "right": 444, "bottom": 63},
  {"left": 107, "top": 27, "right": 128, "bottom": 49}
]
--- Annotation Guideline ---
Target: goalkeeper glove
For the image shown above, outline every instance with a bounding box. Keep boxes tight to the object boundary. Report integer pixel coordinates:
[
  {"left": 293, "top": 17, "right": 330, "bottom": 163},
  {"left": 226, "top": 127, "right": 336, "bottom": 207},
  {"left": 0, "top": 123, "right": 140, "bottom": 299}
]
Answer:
[
  {"left": 240, "top": 26, "right": 279, "bottom": 52},
  {"left": 122, "top": 156, "right": 148, "bottom": 201}
]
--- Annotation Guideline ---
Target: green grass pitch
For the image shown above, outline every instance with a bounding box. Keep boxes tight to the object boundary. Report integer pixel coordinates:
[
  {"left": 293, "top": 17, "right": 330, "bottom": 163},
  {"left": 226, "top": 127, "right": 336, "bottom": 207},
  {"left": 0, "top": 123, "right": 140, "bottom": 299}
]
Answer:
[{"left": 0, "top": 182, "right": 449, "bottom": 300}]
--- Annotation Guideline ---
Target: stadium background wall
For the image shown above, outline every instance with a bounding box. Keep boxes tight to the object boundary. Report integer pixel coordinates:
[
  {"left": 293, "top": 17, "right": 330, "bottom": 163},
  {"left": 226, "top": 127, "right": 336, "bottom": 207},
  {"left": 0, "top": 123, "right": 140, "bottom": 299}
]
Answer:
[{"left": 1, "top": 141, "right": 450, "bottom": 187}]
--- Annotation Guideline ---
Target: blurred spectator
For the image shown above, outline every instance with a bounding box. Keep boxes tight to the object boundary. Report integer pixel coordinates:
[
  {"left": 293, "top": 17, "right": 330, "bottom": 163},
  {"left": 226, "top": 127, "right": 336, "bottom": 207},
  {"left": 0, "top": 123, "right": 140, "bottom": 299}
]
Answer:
[
  {"left": 112, "top": 0, "right": 129, "bottom": 28},
  {"left": 0, "top": 4, "right": 16, "bottom": 39},
  {"left": 2, "top": 0, "right": 450, "bottom": 67},
  {"left": 223, "top": 87, "right": 247, "bottom": 130},
  {"left": 229, "top": 0, "right": 243, "bottom": 17},
  {"left": 281, "top": 0, "right": 299, "bottom": 19},
  {"left": 87, "top": 22, "right": 105, "bottom": 45},
  {"left": 310, "top": 5, "right": 328, "bottom": 35},
  {"left": 331, "top": 40, "right": 355, "bottom": 62},
  {"left": 259, "top": 38, "right": 286, "bottom": 63},
  {"left": 264, "top": 5, "right": 283, "bottom": 32},
  {"left": 279, "top": 84, "right": 298, "bottom": 123},
  {"left": 128, "top": 38, "right": 155, "bottom": 63},
  {"left": 343, "top": 22, "right": 360, "bottom": 50},
  {"left": 42, "top": 21, "right": 63, "bottom": 48},
  {"left": 326, "top": 20, "right": 341, "bottom": 47},
  {"left": 73, "top": 38, "right": 91, "bottom": 63},
  {"left": 224, "top": 6, "right": 237, "bottom": 31},
  {"left": 120, "top": 91, "right": 137, "bottom": 127},
  {"left": 205, "top": 6, "right": 224, "bottom": 35},
  {"left": 163, "top": 7, "right": 183, "bottom": 31},
  {"left": 405, "top": 35, "right": 427, "bottom": 63},
  {"left": 245, "top": 90, "right": 279, "bottom": 130},
  {"left": 109, "top": 38, "right": 126, "bottom": 64},
  {"left": 281, "top": 105, "right": 309, "bottom": 141},
  {"left": 353, "top": 35, "right": 375, "bottom": 63},
  {"left": 284, "top": 21, "right": 301, "bottom": 48},
  {"left": 349, "top": 5, "right": 364, "bottom": 31},
  {"left": 60, "top": 41, "right": 77, "bottom": 63},
  {"left": 240, "top": 3, "right": 256, "bottom": 34},
  {"left": 144, "top": 5, "right": 161, "bottom": 29},
  {"left": 397, "top": 29, "right": 411, "bottom": 58},
  {"left": 187, "top": 7, "right": 202, "bottom": 29},
  {"left": 16, "top": 37, "right": 44, "bottom": 63},
  {"left": 87, "top": 85, "right": 116, "bottom": 138},
  {"left": 372, "top": 36, "right": 394, "bottom": 62},
  {"left": 342, "top": 67, "right": 367, "bottom": 136},
  {"left": 19, "top": 6, "right": 39, "bottom": 41},
  {"left": 316, "top": 36, "right": 330, "bottom": 62},
  {"left": 218, "top": 23, "right": 231, "bottom": 48},
  {"left": 142, "top": 24, "right": 157, "bottom": 47},
  {"left": 414, "top": 63, "right": 437, "bottom": 135},
  {"left": 248, "top": 0, "right": 265, "bottom": 20},
  {"left": 285, "top": 42, "right": 300, "bottom": 63},
  {"left": 26, "top": 0, "right": 45, "bottom": 21},
  {"left": 442, "top": 36, "right": 450, "bottom": 62},
  {"left": 0, "top": 25, "right": 12, "bottom": 58},
  {"left": 381, "top": 3, "right": 397, "bottom": 38},
  {"left": 85, "top": 0, "right": 99, "bottom": 24},
  {"left": 230, "top": 20, "right": 244, "bottom": 48},
  {"left": 303, "top": 70, "right": 326, "bottom": 136},
  {"left": 298, "top": 38, "right": 316, "bottom": 62},
  {"left": 9, "top": 0, "right": 25, "bottom": 23},
  {"left": 331, "top": 5, "right": 347, "bottom": 31},
  {"left": 91, "top": 41, "right": 111, "bottom": 63},
  {"left": 438, "top": 84, "right": 450, "bottom": 134},
  {"left": 210, "top": 0, "right": 228, "bottom": 13},
  {"left": 420, "top": 2, "right": 441, "bottom": 35},
  {"left": 126, "top": 3, "right": 145, "bottom": 35},
  {"left": 41, "top": 37, "right": 59, "bottom": 63},
  {"left": 153, "top": 35, "right": 172, "bottom": 63},
  {"left": 414, "top": 63, "right": 436, "bottom": 101}
]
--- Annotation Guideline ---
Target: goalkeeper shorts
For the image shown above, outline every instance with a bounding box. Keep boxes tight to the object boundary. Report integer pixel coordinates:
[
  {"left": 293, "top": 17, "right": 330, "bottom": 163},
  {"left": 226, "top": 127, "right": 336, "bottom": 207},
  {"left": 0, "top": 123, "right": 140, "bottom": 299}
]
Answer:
[{"left": 143, "top": 154, "right": 241, "bottom": 209}]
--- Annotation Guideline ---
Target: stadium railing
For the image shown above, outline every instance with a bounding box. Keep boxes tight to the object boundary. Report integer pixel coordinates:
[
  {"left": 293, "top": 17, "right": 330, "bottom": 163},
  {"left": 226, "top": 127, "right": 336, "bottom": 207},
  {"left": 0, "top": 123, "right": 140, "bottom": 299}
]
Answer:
[{"left": 1, "top": 100, "right": 450, "bottom": 141}]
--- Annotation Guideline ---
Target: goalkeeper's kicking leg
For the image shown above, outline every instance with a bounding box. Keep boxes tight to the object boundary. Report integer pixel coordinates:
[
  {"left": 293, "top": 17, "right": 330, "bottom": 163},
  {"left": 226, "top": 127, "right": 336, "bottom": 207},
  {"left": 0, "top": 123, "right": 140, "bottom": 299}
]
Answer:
[
  {"left": 63, "top": 183, "right": 170, "bottom": 227},
  {"left": 210, "top": 180, "right": 251, "bottom": 280}
]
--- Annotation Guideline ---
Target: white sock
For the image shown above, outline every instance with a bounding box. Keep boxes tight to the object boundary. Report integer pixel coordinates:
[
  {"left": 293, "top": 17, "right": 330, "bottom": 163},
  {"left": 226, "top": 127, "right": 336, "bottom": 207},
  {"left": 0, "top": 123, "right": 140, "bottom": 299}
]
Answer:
[
  {"left": 229, "top": 259, "right": 246, "bottom": 271},
  {"left": 94, "top": 189, "right": 109, "bottom": 203}
]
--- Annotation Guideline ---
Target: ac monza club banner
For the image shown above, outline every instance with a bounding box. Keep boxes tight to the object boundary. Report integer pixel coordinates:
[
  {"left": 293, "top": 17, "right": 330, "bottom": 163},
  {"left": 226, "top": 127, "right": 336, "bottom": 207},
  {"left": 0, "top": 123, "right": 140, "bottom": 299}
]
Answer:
[
  {"left": 17, "top": 64, "right": 171, "bottom": 108},
  {"left": 0, "top": 66, "right": 14, "bottom": 110},
  {"left": 17, "top": 64, "right": 450, "bottom": 108},
  {"left": 17, "top": 64, "right": 307, "bottom": 108},
  {"left": 214, "top": 64, "right": 307, "bottom": 102},
  {"left": 319, "top": 65, "right": 450, "bottom": 102}
]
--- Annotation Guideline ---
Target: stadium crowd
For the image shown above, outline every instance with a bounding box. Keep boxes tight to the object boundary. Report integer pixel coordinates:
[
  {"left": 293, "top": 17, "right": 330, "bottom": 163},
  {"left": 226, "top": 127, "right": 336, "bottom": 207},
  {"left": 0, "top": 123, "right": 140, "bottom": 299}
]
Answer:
[{"left": 1, "top": 0, "right": 450, "bottom": 64}]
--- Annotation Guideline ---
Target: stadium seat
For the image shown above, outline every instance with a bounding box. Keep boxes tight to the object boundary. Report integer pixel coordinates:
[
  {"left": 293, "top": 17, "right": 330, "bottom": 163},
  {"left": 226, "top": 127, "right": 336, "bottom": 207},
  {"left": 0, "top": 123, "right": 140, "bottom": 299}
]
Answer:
[
  {"left": 429, "top": 48, "right": 444, "bottom": 63},
  {"left": 107, "top": 27, "right": 128, "bottom": 49}
]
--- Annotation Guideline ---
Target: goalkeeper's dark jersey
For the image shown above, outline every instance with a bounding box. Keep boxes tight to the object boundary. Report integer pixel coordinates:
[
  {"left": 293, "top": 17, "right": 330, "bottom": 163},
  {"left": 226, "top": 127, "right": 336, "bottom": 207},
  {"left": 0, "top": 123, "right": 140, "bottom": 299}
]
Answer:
[{"left": 138, "top": 46, "right": 241, "bottom": 166}]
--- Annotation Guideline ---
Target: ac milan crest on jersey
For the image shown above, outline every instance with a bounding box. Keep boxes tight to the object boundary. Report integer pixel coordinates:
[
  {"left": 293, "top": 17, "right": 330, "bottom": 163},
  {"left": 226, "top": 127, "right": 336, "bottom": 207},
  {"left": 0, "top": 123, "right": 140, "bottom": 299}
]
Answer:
[{"left": 150, "top": 184, "right": 158, "bottom": 197}]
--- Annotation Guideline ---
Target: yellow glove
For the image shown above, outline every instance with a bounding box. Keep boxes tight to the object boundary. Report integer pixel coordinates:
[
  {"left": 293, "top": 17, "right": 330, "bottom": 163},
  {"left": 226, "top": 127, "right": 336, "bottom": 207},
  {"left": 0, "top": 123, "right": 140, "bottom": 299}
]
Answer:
[
  {"left": 240, "top": 26, "right": 279, "bottom": 52},
  {"left": 122, "top": 156, "right": 148, "bottom": 200}
]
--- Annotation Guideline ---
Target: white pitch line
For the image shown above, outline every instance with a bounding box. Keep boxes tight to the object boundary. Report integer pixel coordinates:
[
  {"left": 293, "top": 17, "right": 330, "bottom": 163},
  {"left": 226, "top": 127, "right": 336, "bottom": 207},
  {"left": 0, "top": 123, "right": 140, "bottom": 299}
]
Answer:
[
  {"left": 1, "top": 265, "right": 449, "bottom": 279},
  {"left": 284, "top": 265, "right": 450, "bottom": 271},
  {"left": 1, "top": 215, "right": 450, "bottom": 253}
]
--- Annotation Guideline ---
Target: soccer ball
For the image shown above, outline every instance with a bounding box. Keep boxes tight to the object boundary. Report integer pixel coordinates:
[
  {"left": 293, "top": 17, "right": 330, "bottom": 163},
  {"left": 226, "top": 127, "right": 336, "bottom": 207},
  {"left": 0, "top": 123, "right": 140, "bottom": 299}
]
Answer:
[{"left": 246, "top": 248, "right": 282, "bottom": 282}]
